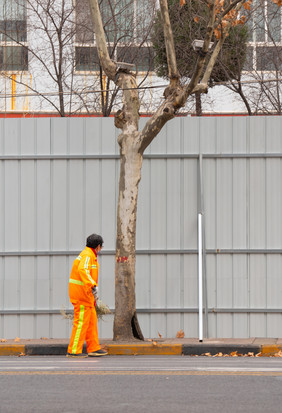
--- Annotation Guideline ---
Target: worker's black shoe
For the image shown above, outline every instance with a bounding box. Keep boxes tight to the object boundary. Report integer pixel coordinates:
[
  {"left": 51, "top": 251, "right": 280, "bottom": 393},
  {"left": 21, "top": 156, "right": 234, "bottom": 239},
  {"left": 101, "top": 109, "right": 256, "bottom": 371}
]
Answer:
[
  {"left": 66, "top": 353, "right": 88, "bottom": 358},
  {"left": 88, "top": 349, "right": 108, "bottom": 357}
]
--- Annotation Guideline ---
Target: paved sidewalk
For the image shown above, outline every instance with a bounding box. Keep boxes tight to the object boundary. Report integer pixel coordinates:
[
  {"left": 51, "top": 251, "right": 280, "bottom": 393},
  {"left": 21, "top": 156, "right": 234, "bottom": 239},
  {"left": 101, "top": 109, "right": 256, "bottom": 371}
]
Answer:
[{"left": 1, "top": 337, "right": 282, "bottom": 356}]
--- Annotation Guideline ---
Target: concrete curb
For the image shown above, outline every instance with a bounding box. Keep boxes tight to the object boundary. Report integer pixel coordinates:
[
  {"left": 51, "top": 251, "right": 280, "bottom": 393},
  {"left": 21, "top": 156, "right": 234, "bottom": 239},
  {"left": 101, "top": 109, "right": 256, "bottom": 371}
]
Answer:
[
  {"left": 1, "top": 342, "right": 282, "bottom": 357},
  {"left": 182, "top": 344, "right": 261, "bottom": 356},
  {"left": 261, "top": 345, "right": 282, "bottom": 356},
  {"left": 0, "top": 345, "right": 25, "bottom": 356},
  {"left": 25, "top": 344, "right": 69, "bottom": 356},
  {"left": 106, "top": 343, "right": 182, "bottom": 356}
]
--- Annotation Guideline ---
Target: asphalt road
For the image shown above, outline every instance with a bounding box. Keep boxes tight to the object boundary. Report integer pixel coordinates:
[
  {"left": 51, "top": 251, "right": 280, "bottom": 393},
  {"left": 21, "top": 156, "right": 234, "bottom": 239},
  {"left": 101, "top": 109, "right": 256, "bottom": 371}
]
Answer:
[{"left": 1, "top": 356, "right": 282, "bottom": 413}]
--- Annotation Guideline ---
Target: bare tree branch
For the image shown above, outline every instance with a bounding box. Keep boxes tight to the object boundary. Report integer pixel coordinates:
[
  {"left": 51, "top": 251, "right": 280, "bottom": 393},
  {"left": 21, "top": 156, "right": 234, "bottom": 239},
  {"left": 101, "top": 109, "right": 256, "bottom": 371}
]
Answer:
[
  {"left": 88, "top": 0, "right": 116, "bottom": 80},
  {"left": 159, "top": 0, "right": 180, "bottom": 85},
  {"left": 195, "top": 0, "right": 246, "bottom": 93}
]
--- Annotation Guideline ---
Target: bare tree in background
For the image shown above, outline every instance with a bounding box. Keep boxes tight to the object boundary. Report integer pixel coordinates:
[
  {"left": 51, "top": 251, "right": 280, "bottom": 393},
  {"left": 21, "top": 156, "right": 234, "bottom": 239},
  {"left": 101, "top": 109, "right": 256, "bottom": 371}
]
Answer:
[
  {"left": 210, "top": 24, "right": 253, "bottom": 115},
  {"left": 0, "top": 0, "right": 78, "bottom": 115},
  {"left": 0, "top": 0, "right": 156, "bottom": 116},
  {"left": 152, "top": 0, "right": 251, "bottom": 116},
  {"left": 204, "top": 0, "right": 282, "bottom": 115}
]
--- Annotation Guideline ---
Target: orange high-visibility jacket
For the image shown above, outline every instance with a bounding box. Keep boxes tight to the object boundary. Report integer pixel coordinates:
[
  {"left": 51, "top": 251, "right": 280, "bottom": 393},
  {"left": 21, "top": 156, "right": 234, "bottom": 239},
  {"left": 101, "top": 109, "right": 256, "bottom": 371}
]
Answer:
[{"left": 69, "top": 247, "right": 99, "bottom": 307}]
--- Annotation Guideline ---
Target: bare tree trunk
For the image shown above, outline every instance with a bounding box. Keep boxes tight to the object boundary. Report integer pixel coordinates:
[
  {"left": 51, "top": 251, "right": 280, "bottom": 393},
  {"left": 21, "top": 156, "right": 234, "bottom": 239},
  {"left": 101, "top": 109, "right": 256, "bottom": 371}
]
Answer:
[
  {"left": 236, "top": 82, "right": 252, "bottom": 115},
  {"left": 88, "top": 0, "right": 145, "bottom": 342},
  {"left": 58, "top": 80, "right": 65, "bottom": 116},
  {"left": 113, "top": 135, "right": 144, "bottom": 340},
  {"left": 195, "top": 91, "right": 202, "bottom": 116}
]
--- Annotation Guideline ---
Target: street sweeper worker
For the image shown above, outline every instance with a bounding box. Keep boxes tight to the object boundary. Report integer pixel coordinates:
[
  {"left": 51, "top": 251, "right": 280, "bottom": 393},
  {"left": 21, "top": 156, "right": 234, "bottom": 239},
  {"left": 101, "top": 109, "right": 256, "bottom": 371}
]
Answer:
[{"left": 67, "top": 233, "right": 108, "bottom": 358}]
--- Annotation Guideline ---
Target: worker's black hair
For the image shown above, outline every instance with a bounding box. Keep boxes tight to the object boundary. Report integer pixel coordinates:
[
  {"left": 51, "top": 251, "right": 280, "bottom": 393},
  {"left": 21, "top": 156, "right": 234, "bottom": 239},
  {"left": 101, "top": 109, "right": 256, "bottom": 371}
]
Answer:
[{"left": 86, "top": 234, "right": 104, "bottom": 249}]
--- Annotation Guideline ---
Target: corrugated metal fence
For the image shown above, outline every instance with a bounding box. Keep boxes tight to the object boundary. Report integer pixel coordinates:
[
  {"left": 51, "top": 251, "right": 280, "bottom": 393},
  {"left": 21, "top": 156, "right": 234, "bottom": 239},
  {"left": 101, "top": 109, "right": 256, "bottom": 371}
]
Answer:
[{"left": 0, "top": 116, "right": 282, "bottom": 339}]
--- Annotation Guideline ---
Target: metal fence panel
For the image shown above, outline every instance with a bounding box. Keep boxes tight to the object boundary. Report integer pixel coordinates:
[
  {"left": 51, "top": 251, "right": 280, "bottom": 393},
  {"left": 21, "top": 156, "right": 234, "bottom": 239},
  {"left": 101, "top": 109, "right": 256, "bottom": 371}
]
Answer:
[
  {"left": 183, "top": 159, "right": 198, "bottom": 249},
  {"left": 0, "top": 116, "right": 282, "bottom": 340},
  {"left": 266, "top": 159, "right": 282, "bottom": 248},
  {"left": 233, "top": 159, "right": 248, "bottom": 248}
]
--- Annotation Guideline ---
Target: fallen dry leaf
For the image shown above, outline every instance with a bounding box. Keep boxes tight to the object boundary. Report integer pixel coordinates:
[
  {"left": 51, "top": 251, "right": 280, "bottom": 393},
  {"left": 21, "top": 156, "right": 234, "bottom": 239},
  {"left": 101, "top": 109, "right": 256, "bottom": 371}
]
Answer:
[
  {"left": 213, "top": 352, "right": 223, "bottom": 357},
  {"left": 14, "top": 337, "right": 20, "bottom": 342},
  {"left": 40, "top": 337, "right": 48, "bottom": 340},
  {"left": 18, "top": 353, "right": 25, "bottom": 357},
  {"left": 176, "top": 329, "right": 185, "bottom": 338},
  {"left": 158, "top": 331, "right": 162, "bottom": 338},
  {"left": 273, "top": 351, "right": 282, "bottom": 357},
  {"left": 0, "top": 339, "right": 7, "bottom": 343},
  {"left": 202, "top": 352, "right": 212, "bottom": 357},
  {"left": 152, "top": 341, "right": 157, "bottom": 346},
  {"left": 255, "top": 352, "right": 263, "bottom": 357},
  {"left": 230, "top": 351, "right": 238, "bottom": 357}
]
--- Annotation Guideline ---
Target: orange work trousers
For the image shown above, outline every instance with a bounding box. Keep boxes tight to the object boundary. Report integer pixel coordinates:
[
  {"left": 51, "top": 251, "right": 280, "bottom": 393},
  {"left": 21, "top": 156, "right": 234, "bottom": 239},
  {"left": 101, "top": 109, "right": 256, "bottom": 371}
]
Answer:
[{"left": 67, "top": 303, "right": 101, "bottom": 355}]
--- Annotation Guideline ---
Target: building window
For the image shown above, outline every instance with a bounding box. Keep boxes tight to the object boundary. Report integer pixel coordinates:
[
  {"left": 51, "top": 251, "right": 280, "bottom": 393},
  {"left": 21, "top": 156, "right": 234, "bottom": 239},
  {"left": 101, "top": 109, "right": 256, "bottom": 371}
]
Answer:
[
  {"left": 256, "top": 46, "right": 282, "bottom": 70},
  {"left": 247, "top": 0, "right": 281, "bottom": 43},
  {"left": 75, "top": 46, "right": 100, "bottom": 72},
  {"left": 117, "top": 46, "right": 154, "bottom": 72},
  {"left": 75, "top": 0, "right": 155, "bottom": 73},
  {"left": 75, "top": 0, "right": 94, "bottom": 44},
  {"left": 0, "top": 44, "right": 27, "bottom": 71},
  {"left": 245, "top": 0, "right": 282, "bottom": 70},
  {"left": 0, "top": 0, "right": 28, "bottom": 71}
]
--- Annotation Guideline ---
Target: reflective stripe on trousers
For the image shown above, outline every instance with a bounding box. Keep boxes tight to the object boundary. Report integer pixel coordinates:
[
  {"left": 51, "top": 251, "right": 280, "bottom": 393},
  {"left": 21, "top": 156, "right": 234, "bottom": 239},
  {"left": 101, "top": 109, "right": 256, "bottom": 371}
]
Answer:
[{"left": 67, "top": 303, "right": 101, "bottom": 355}]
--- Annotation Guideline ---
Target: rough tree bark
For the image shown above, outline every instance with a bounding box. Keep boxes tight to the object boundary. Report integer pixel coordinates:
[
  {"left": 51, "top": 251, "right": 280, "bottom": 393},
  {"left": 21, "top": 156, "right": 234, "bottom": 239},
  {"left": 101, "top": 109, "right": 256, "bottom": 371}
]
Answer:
[
  {"left": 112, "top": 71, "right": 144, "bottom": 340},
  {"left": 195, "top": 92, "right": 203, "bottom": 116},
  {"left": 88, "top": 0, "right": 254, "bottom": 340}
]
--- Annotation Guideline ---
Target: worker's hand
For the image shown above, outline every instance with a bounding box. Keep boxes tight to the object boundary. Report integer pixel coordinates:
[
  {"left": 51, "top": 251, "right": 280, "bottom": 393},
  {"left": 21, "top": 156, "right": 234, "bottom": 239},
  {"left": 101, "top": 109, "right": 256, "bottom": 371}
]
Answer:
[{"left": 92, "top": 285, "right": 99, "bottom": 302}]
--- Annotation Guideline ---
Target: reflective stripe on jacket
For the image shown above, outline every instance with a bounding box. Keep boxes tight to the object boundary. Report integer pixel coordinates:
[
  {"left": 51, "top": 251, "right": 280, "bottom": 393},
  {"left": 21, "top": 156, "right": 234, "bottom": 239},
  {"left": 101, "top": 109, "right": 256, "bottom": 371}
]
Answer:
[{"left": 69, "top": 246, "right": 99, "bottom": 307}]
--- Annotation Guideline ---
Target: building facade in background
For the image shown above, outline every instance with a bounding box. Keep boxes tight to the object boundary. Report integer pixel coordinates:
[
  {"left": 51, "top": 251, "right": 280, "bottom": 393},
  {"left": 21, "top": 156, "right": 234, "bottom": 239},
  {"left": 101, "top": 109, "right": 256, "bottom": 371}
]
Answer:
[{"left": 0, "top": 0, "right": 281, "bottom": 115}]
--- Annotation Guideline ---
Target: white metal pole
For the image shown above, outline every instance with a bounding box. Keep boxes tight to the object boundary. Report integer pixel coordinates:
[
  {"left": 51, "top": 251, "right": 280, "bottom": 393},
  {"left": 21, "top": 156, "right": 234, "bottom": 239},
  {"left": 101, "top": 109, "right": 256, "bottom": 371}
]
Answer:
[{"left": 198, "top": 213, "right": 203, "bottom": 342}]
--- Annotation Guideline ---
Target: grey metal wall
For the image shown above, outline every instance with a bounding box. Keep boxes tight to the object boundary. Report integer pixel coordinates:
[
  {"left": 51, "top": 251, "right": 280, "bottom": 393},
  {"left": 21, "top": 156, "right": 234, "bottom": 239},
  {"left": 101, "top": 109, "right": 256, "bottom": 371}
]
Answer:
[{"left": 0, "top": 116, "right": 281, "bottom": 339}]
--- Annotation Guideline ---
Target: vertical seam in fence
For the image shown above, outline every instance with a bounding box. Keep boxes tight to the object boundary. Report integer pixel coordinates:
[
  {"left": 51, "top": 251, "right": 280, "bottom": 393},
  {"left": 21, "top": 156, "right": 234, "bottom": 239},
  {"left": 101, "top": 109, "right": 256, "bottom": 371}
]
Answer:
[
  {"left": 18, "top": 120, "right": 21, "bottom": 335},
  {"left": 264, "top": 119, "right": 267, "bottom": 336},
  {"left": 34, "top": 119, "right": 37, "bottom": 338},
  {"left": 231, "top": 117, "right": 234, "bottom": 338},
  {"left": 165, "top": 126, "right": 168, "bottom": 337},
  {"left": 1, "top": 119, "right": 4, "bottom": 336},
  {"left": 49, "top": 118, "right": 53, "bottom": 338},
  {"left": 246, "top": 117, "right": 250, "bottom": 337},
  {"left": 180, "top": 118, "right": 184, "bottom": 331}
]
